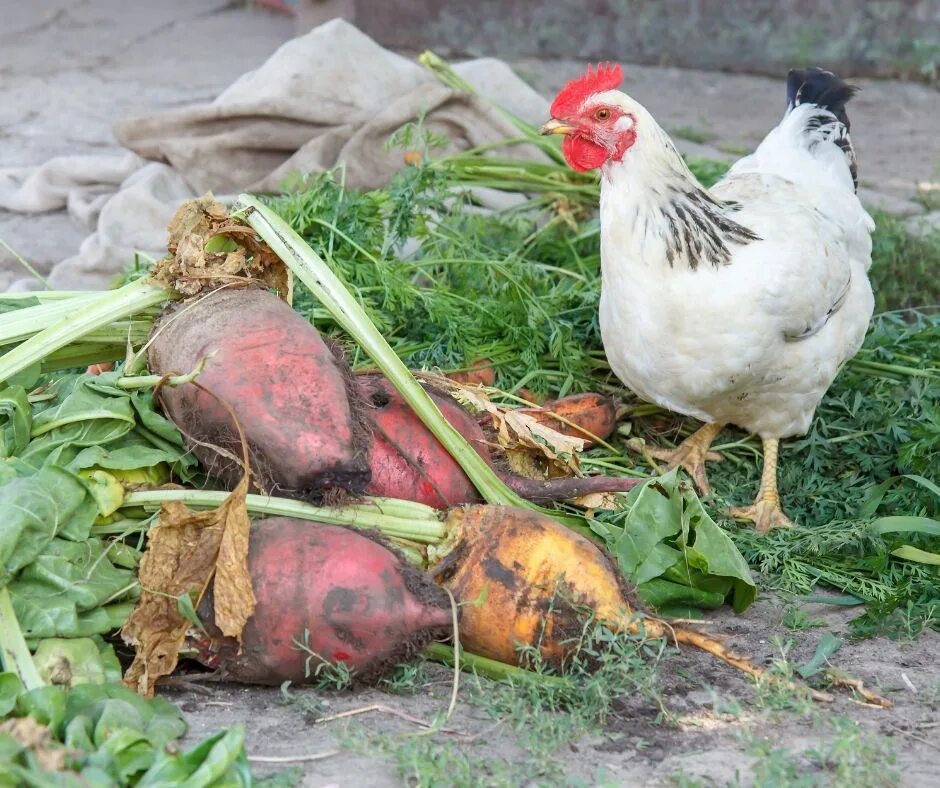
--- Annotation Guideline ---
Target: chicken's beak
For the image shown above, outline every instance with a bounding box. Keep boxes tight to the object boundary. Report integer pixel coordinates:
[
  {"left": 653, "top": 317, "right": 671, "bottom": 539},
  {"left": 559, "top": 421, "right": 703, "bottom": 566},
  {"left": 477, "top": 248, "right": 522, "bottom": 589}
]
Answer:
[{"left": 539, "top": 119, "right": 577, "bottom": 136}]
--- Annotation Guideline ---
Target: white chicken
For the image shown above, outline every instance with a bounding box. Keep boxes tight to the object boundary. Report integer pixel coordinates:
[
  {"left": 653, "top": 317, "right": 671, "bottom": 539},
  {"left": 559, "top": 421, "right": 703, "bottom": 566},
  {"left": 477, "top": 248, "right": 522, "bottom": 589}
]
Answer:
[{"left": 541, "top": 64, "right": 874, "bottom": 533}]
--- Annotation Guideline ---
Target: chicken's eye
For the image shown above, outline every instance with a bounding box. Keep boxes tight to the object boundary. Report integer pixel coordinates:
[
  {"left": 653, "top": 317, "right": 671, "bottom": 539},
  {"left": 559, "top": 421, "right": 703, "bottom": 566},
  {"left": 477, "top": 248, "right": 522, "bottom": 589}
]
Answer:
[{"left": 594, "top": 108, "right": 611, "bottom": 121}]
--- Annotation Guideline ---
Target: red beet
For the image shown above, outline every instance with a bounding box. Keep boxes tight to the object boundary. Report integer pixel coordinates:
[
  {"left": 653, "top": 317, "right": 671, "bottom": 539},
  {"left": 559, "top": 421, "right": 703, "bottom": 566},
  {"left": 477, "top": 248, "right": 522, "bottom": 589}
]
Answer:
[
  {"left": 191, "top": 518, "right": 452, "bottom": 683},
  {"left": 148, "top": 288, "right": 370, "bottom": 498},
  {"left": 359, "top": 374, "right": 638, "bottom": 507}
]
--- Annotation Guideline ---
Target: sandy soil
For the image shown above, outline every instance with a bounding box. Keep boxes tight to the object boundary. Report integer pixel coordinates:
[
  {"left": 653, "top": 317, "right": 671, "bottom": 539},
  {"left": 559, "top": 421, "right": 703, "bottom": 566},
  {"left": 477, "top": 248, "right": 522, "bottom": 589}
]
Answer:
[{"left": 165, "top": 592, "right": 940, "bottom": 786}]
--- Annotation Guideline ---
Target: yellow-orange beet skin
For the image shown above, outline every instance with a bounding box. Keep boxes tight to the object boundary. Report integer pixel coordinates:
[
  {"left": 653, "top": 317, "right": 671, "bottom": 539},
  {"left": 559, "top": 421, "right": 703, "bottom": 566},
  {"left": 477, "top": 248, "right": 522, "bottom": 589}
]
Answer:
[{"left": 434, "top": 506, "right": 649, "bottom": 667}]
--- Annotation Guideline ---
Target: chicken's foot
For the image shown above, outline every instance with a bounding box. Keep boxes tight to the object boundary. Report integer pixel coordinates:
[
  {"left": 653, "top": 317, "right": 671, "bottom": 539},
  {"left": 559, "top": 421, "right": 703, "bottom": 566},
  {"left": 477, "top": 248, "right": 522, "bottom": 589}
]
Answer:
[
  {"left": 729, "top": 437, "right": 794, "bottom": 534},
  {"left": 641, "top": 422, "right": 725, "bottom": 495}
]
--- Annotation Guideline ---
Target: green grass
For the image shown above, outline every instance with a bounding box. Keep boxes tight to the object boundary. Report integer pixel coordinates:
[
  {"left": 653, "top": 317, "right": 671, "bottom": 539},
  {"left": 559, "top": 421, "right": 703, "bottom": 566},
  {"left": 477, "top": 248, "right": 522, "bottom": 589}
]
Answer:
[
  {"left": 868, "top": 209, "right": 940, "bottom": 311},
  {"left": 347, "top": 616, "right": 668, "bottom": 787},
  {"left": 744, "top": 714, "right": 899, "bottom": 788}
]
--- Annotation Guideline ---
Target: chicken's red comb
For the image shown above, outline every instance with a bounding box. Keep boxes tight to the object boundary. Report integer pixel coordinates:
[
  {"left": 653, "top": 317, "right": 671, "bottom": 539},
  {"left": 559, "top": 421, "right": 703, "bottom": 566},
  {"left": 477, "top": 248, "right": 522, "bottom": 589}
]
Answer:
[{"left": 550, "top": 63, "right": 624, "bottom": 117}]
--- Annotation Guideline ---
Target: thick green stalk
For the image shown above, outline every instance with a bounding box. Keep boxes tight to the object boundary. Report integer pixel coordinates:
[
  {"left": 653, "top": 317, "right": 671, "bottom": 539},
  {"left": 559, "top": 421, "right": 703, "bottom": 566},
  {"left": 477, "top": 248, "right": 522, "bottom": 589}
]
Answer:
[
  {"left": 418, "top": 50, "right": 566, "bottom": 165},
  {"left": 0, "top": 278, "right": 174, "bottom": 385},
  {"left": 0, "top": 292, "right": 106, "bottom": 346},
  {"left": 0, "top": 587, "right": 42, "bottom": 690},
  {"left": 235, "top": 195, "right": 534, "bottom": 511},
  {"left": 0, "top": 290, "right": 91, "bottom": 303},
  {"left": 425, "top": 643, "right": 571, "bottom": 689},
  {"left": 123, "top": 489, "right": 448, "bottom": 544}
]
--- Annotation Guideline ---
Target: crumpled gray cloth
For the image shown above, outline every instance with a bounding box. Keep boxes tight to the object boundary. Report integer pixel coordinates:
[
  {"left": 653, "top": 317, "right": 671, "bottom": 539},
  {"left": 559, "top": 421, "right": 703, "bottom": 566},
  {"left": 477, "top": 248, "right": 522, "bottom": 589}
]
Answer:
[{"left": 0, "top": 19, "right": 549, "bottom": 290}]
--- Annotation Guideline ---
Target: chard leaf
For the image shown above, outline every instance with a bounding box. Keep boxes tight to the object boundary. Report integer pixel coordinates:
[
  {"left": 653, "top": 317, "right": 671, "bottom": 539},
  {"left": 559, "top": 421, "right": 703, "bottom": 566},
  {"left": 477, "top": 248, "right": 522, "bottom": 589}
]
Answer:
[
  {"left": 0, "top": 672, "right": 23, "bottom": 715},
  {"left": 20, "top": 374, "right": 135, "bottom": 469},
  {"left": 598, "top": 469, "right": 756, "bottom": 613},
  {"left": 0, "top": 466, "right": 98, "bottom": 587},
  {"left": 138, "top": 726, "right": 248, "bottom": 787},
  {"left": 16, "top": 685, "right": 68, "bottom": 733},
  {"left": 8, "top": 538, "right": 136, "bottom": 639},
  {"left": 62, "top": 683, "right": 187, "bottom": 751},
  {"left": 0, "top": 386, "right": 30, "bottom": 457},
  {"left": 31, "top": 637, "right": 121, "bottom": 687}
]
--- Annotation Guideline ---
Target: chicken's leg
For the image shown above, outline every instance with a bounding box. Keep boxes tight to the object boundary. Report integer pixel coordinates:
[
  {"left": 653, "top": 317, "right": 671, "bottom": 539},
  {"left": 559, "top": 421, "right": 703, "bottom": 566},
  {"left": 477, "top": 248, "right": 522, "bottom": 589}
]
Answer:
[
  {"left": 729, "top": 437, "right": 794, "bottom": 534},
  {"left": 642, "top": 422, "right": 725, "bottom": 495}
]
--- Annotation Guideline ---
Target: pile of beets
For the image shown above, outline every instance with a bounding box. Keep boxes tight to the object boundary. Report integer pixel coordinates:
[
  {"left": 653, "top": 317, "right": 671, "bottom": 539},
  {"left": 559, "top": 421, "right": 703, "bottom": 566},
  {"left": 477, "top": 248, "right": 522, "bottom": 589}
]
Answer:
[{"left": 146, "top": 287, "right": 637, "bottom": 684}]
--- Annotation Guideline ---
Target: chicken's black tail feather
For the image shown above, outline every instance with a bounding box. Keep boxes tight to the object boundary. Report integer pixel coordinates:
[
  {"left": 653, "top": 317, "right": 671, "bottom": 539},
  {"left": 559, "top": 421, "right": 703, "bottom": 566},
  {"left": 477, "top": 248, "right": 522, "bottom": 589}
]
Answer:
[{"left": 786, "top": 67, "right": 859, "bottom": 189}]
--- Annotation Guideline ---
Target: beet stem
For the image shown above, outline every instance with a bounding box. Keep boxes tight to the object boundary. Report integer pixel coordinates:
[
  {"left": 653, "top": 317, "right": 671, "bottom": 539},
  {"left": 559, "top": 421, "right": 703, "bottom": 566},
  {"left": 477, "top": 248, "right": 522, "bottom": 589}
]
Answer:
[
  {"left": 122, "top": 489, "right": 448, "bottom": 543},
  {"left": 425, "top": 643, "right": 571, "bottom": 690}
]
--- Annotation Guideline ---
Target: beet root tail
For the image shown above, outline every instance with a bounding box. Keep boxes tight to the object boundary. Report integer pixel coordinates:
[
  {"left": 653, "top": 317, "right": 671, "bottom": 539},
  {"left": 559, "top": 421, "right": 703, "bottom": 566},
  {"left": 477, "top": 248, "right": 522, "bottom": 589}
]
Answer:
[{"left": 499, "top": 472, "right": 640, "bottom": 502}]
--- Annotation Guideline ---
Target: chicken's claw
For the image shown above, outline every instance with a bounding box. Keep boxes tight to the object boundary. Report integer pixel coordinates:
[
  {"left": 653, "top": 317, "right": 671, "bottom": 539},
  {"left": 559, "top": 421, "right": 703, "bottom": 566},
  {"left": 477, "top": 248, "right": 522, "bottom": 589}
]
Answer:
[
  {"left": 636, "top": 422, "right": 725, "bottom": 496},
  {"left": 729, "top": 498, "right": 795, "bottom": 534}
]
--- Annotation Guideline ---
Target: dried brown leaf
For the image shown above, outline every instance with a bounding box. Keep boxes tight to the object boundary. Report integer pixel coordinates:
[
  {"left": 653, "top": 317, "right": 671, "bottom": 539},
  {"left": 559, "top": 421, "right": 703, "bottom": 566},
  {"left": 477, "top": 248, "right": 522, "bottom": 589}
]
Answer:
[
  {"left": 570, "top": 491, "right": 625, "bottom": 515},
  {"left": 121, "top": 471, "right": 255, "bottom": 697},
  {"left": 152, "top": 194, "right": 292, "bottom": 302},
  {"left": 211, "top": 474, "right": 254, "bottom": 638},
  {"left": 0, "top": 717, "right": 69, "bottom": 772},
  {"left": 445, "top": 382, "right": 585, "bottom": 475}
]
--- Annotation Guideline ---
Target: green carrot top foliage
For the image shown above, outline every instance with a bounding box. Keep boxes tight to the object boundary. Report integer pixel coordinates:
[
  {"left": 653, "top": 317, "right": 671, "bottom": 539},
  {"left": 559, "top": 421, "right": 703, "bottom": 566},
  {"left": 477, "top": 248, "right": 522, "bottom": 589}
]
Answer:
[{"left": 267, "top": 162, "right": 608, "bottom": 396}]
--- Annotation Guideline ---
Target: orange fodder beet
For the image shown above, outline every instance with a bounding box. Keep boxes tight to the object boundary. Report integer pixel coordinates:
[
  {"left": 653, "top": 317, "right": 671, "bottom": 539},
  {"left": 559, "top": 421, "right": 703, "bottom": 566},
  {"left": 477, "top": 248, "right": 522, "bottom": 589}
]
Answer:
[
  {"left": 432, "top": 506, "right": 834, "bottom": 701},
  {"left": 434, "top": 506, "right": 646, "bottom": 667}
]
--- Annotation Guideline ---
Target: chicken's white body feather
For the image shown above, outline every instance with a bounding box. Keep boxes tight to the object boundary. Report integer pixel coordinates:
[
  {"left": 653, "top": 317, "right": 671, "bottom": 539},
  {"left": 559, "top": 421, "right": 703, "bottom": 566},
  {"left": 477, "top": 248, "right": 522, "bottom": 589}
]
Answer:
[{"left": 598, "top": 102, "right": 875, "bottom": 438}]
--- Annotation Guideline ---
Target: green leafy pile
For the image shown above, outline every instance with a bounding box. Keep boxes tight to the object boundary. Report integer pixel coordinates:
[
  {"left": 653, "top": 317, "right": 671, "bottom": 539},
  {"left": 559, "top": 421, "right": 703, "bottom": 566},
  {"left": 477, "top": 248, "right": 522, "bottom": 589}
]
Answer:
[
  {"left": 0, "top": 371, "right": 198, "bottom": 648},
  {"left": 0, "top": 370, "right": 254, "bottom": 785},
  {"left": 0, "top": 675, "right": 248, "bottom": 785}
]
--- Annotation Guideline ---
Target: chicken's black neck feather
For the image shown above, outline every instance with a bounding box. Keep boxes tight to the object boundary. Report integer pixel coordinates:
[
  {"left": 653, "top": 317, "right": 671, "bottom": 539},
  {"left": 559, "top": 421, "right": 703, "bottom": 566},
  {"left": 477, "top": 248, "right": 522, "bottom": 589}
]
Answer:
[{"left": 660, "top": 187, "right": 760, "bottom": 271}]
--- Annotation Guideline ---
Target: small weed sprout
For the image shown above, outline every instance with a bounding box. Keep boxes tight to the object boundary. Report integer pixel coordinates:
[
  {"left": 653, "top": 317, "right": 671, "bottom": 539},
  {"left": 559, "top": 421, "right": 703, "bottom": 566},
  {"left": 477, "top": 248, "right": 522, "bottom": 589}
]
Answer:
[{"left": 292, "top": 629, "right": 354, "bottom": 690}]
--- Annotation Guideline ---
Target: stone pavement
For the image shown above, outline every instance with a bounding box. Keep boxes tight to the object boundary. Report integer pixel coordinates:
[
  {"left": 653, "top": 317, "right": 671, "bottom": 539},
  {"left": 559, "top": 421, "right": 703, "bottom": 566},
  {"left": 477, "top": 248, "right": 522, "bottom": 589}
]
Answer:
[{"left": 1, "top": 0, "right": 937, "bottom": 287}]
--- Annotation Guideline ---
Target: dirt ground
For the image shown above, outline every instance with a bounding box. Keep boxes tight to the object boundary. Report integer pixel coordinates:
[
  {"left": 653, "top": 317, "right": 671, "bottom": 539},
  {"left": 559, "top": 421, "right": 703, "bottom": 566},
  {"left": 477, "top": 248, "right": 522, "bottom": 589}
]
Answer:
[
  {"left": 3, "top": 3, "right": 940, "bottom": 786},
  {"left": 165, "top": 592, "right": 940, "bottom": 786}
]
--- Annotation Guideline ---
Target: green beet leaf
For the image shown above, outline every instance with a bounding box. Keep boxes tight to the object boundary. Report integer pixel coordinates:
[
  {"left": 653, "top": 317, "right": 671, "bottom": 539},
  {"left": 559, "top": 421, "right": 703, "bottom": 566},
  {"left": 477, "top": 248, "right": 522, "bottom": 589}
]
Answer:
[
  {"left": 0, "top": 386, "right": 31, "bottom": 458},
  {"left": 595, "top": 469, "right": 756, "bottom": 614},
  {"left": 138, "top": 726, "right": 250, "bottom": 787},
  {"left": 31, "top": 637, "right": 122, "bottom": 688},
  {"left": 0, "top": 672, "right": 24, "bottom": 716},
  {"left": 0, "top": 467, "right": 99, "bottom": 587}
]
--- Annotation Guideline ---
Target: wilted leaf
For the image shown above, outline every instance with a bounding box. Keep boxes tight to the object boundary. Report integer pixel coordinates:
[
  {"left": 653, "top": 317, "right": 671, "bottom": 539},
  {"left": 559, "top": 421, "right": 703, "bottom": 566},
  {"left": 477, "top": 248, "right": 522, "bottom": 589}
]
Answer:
[
  {"left": 446, "top": 380, "right": 585, "bottom": 475},
  {"left": 152, "top": 195, "right": 292, "bottom": 301},
  {"left": 570, "top": 491, "right": 625, "bottom": 516},
  {"left": 0, "top": 716, "right": 67, "bottom": 773},
  {"left": 121, "top": 476, "right": 254, "bottom": 697},
  {"left": 211, "top": 476, "right": 254, "bottom": 639}
]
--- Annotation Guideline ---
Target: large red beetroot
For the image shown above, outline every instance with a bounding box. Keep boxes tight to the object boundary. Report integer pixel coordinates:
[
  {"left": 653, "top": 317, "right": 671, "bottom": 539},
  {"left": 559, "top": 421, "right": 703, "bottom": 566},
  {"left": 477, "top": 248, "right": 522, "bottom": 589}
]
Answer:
[
  {"left": 190, "top": 518, "right": 453, "bottom": 683},
  {"left": 149, "top": 288, "right": 370, "bottom": 498},
  {"left": 359, "top": 374, "right": 638, "bottom": 508}
]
